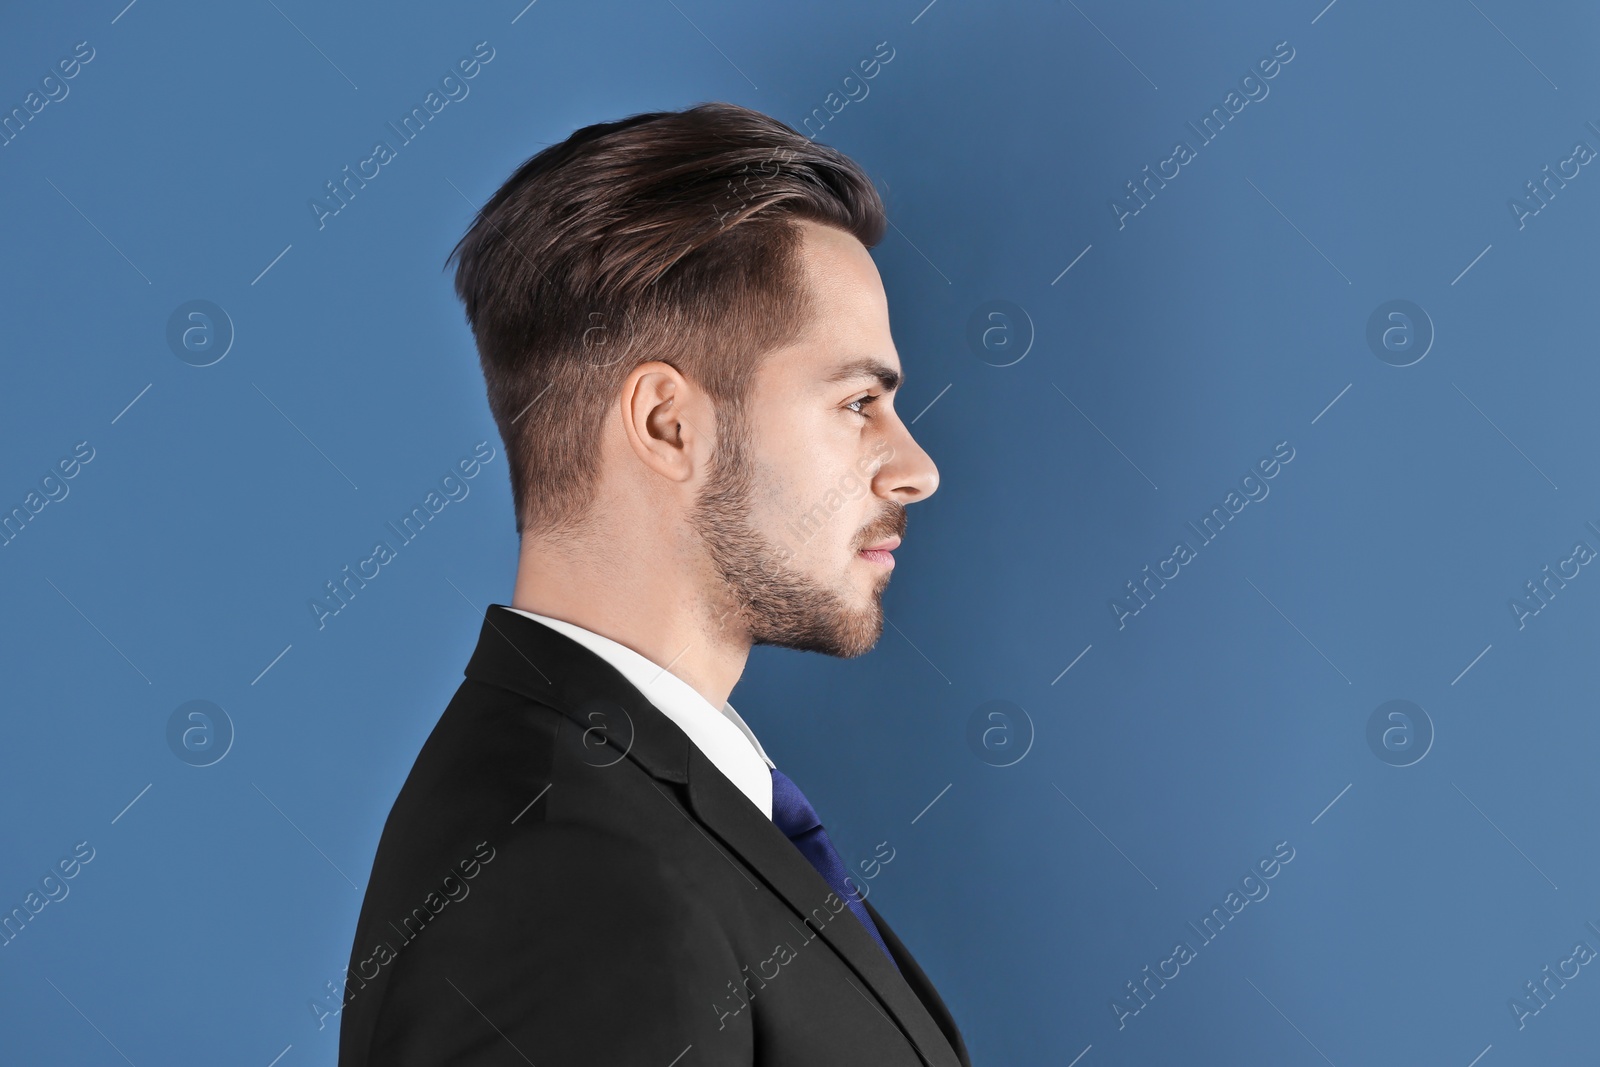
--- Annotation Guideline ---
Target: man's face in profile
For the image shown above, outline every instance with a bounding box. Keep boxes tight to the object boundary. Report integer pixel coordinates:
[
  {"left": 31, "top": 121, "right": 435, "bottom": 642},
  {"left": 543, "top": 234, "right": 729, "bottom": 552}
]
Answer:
[{"left": 689, "top": 220, "right": 940, "bottom": 658}]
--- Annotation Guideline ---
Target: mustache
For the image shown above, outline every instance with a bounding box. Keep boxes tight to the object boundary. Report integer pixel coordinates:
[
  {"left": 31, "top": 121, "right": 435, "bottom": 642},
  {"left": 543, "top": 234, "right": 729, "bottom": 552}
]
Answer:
[{"left": 859, "top": 505, "right": 907, "bottom": 548}]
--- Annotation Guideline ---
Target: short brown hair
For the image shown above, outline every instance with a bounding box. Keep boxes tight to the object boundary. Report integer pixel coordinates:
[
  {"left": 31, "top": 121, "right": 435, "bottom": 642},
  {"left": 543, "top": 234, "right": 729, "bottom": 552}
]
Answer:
[{"left": 446, "top": 101, "right": 887, "bottom": 538}]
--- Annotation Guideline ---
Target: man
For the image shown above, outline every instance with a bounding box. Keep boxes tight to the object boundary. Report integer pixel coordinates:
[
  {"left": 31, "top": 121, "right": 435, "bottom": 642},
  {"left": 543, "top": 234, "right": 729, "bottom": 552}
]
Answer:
[{"left": 337, "top": 101, "right": 966, "bottom": 1066}]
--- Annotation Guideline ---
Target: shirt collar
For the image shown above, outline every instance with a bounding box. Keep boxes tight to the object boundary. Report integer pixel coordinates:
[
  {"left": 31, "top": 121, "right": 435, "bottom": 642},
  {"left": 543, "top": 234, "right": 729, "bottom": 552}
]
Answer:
[{"left": 502, "top": 607, "right": 775, "bottom": 819}]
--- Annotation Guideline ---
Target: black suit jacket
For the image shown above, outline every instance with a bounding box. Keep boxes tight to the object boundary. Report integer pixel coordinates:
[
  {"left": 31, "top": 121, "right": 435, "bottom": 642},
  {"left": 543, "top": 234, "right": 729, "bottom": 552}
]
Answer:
[{"left": 338, "top": 604, "right": 972, "bottom": 1066}]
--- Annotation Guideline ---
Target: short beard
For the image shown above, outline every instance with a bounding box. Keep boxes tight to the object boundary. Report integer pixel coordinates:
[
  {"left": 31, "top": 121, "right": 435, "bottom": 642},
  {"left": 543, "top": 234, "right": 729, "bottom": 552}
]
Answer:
[{"left": 688, "top": 403, "right": 899, "bottom": 658}]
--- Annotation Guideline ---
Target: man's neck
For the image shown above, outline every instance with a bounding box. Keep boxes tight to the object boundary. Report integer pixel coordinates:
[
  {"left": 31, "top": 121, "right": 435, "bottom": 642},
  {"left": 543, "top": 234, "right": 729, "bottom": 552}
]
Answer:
[{"left": 510, "top": 541, "right": 750, "bottom": 711}]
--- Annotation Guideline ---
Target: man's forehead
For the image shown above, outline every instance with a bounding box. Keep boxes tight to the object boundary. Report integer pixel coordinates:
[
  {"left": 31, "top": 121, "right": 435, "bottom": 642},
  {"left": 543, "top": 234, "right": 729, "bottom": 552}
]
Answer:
[
  {"left": 794, "top": 220, "right": 881, "bottom": 292},
  {"left": 777, "top": 224, "right": 898, "bottom": 387}
]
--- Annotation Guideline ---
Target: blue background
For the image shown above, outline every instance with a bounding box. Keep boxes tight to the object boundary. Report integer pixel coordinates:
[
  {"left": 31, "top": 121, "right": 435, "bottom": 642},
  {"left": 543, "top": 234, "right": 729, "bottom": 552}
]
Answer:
[{"left": 3, "top": 0, "right": 1597, "bottom": 1063}]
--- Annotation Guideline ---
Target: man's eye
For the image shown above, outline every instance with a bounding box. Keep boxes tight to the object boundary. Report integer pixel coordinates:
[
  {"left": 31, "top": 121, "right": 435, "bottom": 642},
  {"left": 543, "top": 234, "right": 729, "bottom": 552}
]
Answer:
[{"left": 846, "top": 394, "right": 879, "bottom": 416}]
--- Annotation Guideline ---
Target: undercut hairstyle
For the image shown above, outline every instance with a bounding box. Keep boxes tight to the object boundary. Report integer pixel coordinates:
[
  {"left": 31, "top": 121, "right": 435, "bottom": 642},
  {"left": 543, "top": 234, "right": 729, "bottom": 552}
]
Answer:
[{"left": 446, "top": 101, "right": 887, "bottom": 539}]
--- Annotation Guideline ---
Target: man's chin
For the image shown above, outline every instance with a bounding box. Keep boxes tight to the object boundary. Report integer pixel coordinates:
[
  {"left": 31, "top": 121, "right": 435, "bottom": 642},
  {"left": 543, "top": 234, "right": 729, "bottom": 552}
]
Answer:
[
  {"left": 755, "top": 633, "right": 882, "bottom": 658},
  {"left": 750, "top": 606, "right": 884, "bottom": 659}
]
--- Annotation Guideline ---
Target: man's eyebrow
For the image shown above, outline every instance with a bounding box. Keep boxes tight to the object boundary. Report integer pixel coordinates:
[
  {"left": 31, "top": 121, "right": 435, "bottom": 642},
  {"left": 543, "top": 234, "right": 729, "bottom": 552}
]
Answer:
[{"left": 823, "top": 357, "right": 903, "bottom": 392}]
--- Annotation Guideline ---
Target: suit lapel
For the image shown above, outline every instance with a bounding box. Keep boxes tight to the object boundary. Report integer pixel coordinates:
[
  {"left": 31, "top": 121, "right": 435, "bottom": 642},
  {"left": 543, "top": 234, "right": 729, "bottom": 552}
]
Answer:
[
  {"left": 864, "top": 898, "right": 972, "bottom": 1067},
  {"left": 685, "top": 745, "right": 963, "bottom": 1067},
  {"left": 464, "top": 606, "right": 962, "bottom": 1067}
]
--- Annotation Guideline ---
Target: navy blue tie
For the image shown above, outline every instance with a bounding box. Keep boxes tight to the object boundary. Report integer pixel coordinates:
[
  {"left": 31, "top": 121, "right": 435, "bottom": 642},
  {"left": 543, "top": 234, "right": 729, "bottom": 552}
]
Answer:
[{"left": 769, "top": 766, "right": 899, "bottom": 972}]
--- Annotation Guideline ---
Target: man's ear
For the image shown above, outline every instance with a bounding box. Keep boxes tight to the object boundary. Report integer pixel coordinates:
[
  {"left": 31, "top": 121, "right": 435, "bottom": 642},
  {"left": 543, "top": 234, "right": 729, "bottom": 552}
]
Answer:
[{"left": 619, "top": 361, "right": 703, "bottom": 483}]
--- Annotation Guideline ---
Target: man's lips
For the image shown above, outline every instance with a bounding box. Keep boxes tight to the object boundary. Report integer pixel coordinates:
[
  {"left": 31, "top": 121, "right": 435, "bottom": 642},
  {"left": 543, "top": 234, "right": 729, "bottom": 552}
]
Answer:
[{"left": 857, "top": 535, "right": 900, "bottom": 568}]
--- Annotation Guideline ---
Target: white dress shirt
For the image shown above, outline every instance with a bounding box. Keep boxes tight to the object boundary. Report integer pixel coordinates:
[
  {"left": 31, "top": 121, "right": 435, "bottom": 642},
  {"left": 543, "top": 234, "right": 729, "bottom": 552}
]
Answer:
[{"left": 504, "top": 607, "right": 776, "bottom": 819}]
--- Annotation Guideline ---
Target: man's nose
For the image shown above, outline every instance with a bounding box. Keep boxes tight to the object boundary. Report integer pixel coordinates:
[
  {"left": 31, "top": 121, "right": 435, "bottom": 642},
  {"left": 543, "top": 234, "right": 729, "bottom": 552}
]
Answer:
[{"left": 873, "top": 419, "right": 938, "bottom": 504}]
